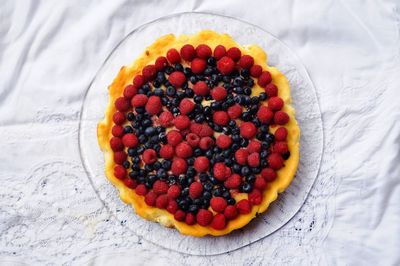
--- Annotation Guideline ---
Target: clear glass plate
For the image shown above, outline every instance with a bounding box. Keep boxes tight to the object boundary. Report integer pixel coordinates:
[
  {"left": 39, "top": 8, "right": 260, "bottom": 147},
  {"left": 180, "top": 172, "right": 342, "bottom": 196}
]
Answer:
[{"left": 78, "top": 12, "right": 323, "bottom": 255}]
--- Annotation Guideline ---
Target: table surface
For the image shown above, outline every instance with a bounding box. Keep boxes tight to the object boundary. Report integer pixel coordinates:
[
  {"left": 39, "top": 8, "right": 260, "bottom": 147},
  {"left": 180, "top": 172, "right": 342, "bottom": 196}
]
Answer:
[{"left": 1, "top": 1, "right": 399, "bottom": 265}]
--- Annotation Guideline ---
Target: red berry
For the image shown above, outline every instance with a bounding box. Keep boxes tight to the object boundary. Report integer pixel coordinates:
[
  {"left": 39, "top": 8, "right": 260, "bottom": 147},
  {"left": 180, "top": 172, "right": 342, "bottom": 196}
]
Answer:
[
  {"left": 179, "top": 98, "right": 195, "bottom": 114},
  {"left": 135, "top": 184, "right": 147, "bottom": 196},
  {"left": 186, "top": 133, "right": 200, "bottom": 147},
  {"left": 114, "top": 165, "right": 126, "bottom": 180},
  {"left": 123, "top": 84, "right": 138, "bottom": 99},
  {"left": 213, "top": 111, "right": 230, "bottom": 126},
  {"left": 192, "top": 81, "right": 209, "bottom": 96},
  {"left": 250, "top": 65, "right": 262, "bottom": 77},
  {"left": 210, "top": 197, "right": 228, "bottom": 213},
  {"left": 196, "top": 44, "right": 212, "bottom": 59},
  {"left": 274, "top": 111, "right": 290, "bottom": 125},
  {"left": 159, "top": 144, "right": 174, "bottom": 159},
  {"left": 247, "top": 152, "right": 260, "bottom": 167},
  {"left": 247, "top": 140, "right": 261, "bottom": 153},
  {"left": 226, "top": 47, "right": 241, "bottom": 61},
  {"left": 257, "top": 106, "right": 274, "bottom": 124},
  {"left": 133, "top": 75, "right": 145, "bottom": 88},
  {"left": 122, "top": 133, "right": 138, "bottom": 148},
  {"left": 142, "top": 149, "right": 157, "bottom": 164},
  {"left": 167, "top": 185, "right": 181, "bottom": 199},
  {"left": 196, "top": 209, "right": 213, "bottom": 226},
  {"left": 240, "top": 122, "right": 257, "bottom": 139},
  {"left": 224, "top": 205, "right": 238, "bottom": 220},
  {"left": 174, "top": 210, "right": 186, "bottom": 221},
  {"left": 236, "top": 199, "right": 252, "bottom": 214},
  {"left": 153, "top": 180, "right": 168, "bottom": 195},
  {"left": 235, "top": 148, "right": 249, "bottom": 165},
  {"left": 171, "top": 158, "right": 188, "bottom": 175},
  {"left": 261, "top": 168, "right": 277, "bottom": 182},
  {"left": 254, "top": 176, "right": 267, "bottom": 190},
  {"left": 267, "top": 153, "right": 284, "bottom": 170},
  {"left": 185, "top": 213, "right": 196, "bottom": 225},
  {"left": 213, "top": 163, "right": 228, "bottom": 181},
  {"left": 214, "top": 45, "right": 226, "bottom": 60},
  {"left": 211, "top": 86, "right": 227, "bottom": 101},
  {"left": 199, "top": 136, "right": 214, "bottom": 150},
  {"left": 211, "top": 213, "right": 226, "bottom": 230},
  {"left": 189, "top": 182, "right": 203, "bottom": 199},
  {"left": 174, "top": 115, "right": 191, "bottom": 130},
  {"left": 110, "top": 137, "right": 123, "bottom": 151},
  {"left": 265, "top": 83, "right": 278, "bottom": 97},
  {"left": 227, "top": 104, "right": 242, "bottom": 119},
  {"left": 155, "top": 194, "right": 169, "bottom": 209},
  {"left": 217, "top": 56, "right": 235, "bottom": 75},
  {"left": 198, "top": 124, "right": 213, "bottom": 137},
  {"left": 248, "top": 189, "right": 263, "bottom": 205},
  {"left": 274, "top": 141, "right": 289, "bottom": 154},
  {"left": 142, "top": 65, "right": 157, "bottom": 81},
  {"left": 194, "top": 156, "right": 210, "bottom": 172},
  {"left": 224, "top": 174, "right": 242, "bottom": 189},
  {"left": 168, "top": 71, "right": 186, "bottom": 88},
  {"left": 268, "top": 97, "right": 284, "bottom": 111},
  {"left": 238, "top": 55, "right": 254, "bottom": 69},
  {"left": 145, "top": 191, "right": 157, "bottom": 206},
  {"left": 155, "top": 56, "right": 168, "bottom": 71},
  {"left": 131, "top": 94, "right": 148, "bottom": 107},
  {"left": 167, "top": 199, "right": 178, "bottom": 214},
  {"left": 274, "top": 127, "right": 288, "bottom": 141},
  {"left": 167, "top": 130, "right": 183, "bottom": 146},
  {"left": 112, "top": 112, "right": 125, "bottom": 125},
  {"left": 145, "top": 96, "right": 162, "bottom": 115},
  {"left": 258, "top": 71, "right": 272, "bottom": 87},
  {"left": 159, "top": 111, "right": 174, "bottom": 127},
  {"left": 216, "top": 134, "right": 232, "bottom": 149},
  {"left": 112, "top": 125, "right": 124, "bottom": 137},
  {"left": 124, "top": 178, "right": 137, "bottom": 189},
  {"left": 114, "top": 151, "right": 127, "bottom": 164},
  {"left": 166, "top": 48, "right": 181, "bottom": 64},
  {"left": 191, "top": 58, "right": 206, "bottom": 74},
  {"left": 180, "top": 44, "right": 196, "bottom": 61},
  {"left": 175, "top": 142, "right": 193, "bottom": 158}
]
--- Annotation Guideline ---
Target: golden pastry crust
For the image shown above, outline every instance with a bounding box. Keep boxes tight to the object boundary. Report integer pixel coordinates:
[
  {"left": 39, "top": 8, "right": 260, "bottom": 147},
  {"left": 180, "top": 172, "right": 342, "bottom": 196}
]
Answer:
[{"left": 97, "top": 30, "right": 300, "bottom": 237}]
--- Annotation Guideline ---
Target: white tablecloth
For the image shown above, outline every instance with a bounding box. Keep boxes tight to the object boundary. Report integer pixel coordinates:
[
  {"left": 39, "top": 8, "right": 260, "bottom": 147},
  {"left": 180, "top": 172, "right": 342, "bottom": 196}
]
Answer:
[{"left": 1, "top": 1, "right": 399, "bottom": 265}]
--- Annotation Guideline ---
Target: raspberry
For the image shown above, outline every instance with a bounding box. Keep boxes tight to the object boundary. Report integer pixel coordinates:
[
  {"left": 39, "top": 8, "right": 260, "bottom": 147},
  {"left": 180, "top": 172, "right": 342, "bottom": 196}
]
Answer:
[
  {"left": 167, "top": 130, "right": 183, "bottom": 146},
  {"left": 267, "top": 153, "right": 284, "bottom": 170},
  {"left": 159, "top": 111, "right": 174, "bottom": 127},
  {"left": 265, "top": 83, "right": 278, "bottom": 97},
  {"left": 153, "top": 180, "right": 168, "bottom": 195},
  {"left": 211, "top": 86, "right": 227, "bottom": 101},
  {"left": 189, "top": 123, "right": 202, "bottom": 135},
  {"left": 240, "top": 122, "right": 257, "bottom": 139},
  {"left": 257, "top": 106, "right": 274, "bottom": 124},
  {"left": 180, "top": 44, "right": 196, "bottom": 61},
  {"left": 196, "top": 44, "right": 212, "bottom": 59},
  {"left": 261, "top": 168, "right": 277, "bottom": 182},
  {"left": 112, "top": 112, "right": 125, "bottom": 125},
  {"left": 198, "top": 124, "right": 213, "bottom": 137},
  {"left": 123, "top": 84, "right": 138, "bottom": 99},
  {"left": 235, "top": 148, "right": 249, "bottom": 165},
  {"left": 171, "top": 158, "right": 188, "bottom": 175},
  {"left": 179, "top": 98, "right": 195, "bottom": 114},
  {"left": 226, "top": 47, "right": 241, "bottom": 61},
  {"left": 192, "top": 81, "right": 209, "bottom": 96},
  {"left": 145, "top": 191, "right": 157, "bottom": 206},
  {"left": 168, "top": 71, "right": 186, "bottom": 88},
  {"left": 122, "top": 133, "right": 138, "bottom": 148},
  {"left": 247, "top": 152, "right": 260, "bottom": 167},
  {"left": 210, "top": 197, "right": 228, "bottom": 213},
  {"left": 145, "top": 96, "right": 162, "bottom": 115},
  {"left": 142, "top": 65, "right": 157, "bottom": 81},
  {"left": 274, "top": 127, "right": 288, "bottom": 141},
  {"left": 213, "top": 111, "right": 230, "bottom": 126},
  {"left": 211, "top": 213, "right": 226, "bottom": 230},
  {"left": 247, "top": 140, "right": 261, "bottom": 153},
  {"left": 196, "top": 209, "right": 213, "bottom": 226},
  {"left": 227, "top": 104, "right": 242, "bottom": 119},
  {"left": 175, "top": 142, "right": 193, "bottom": 158},
  {"left": 191, "top": 58, "right": 206, "bottom": 74},
  {"left": 216, "top": 134, "right": 232, "bottom": 149},
  {"left": 274, "top": 141, "right": 289, "bottom": 154},
  {"left": 217, "top": 56, "right": 235, "bottom": 75},
  {"left": 189, "top": 182, "right": 203, "bottom": 199},
  {"left": 115, "top": 97, "right": 130, "bottom": 112},
  {"left": 123, "top": 178, "right": 137, "bottom": 189},
  {"left": 274, "top": 111, "right": 290, "bottom": 125},
  {"left": 248, "top": 189, "right": 262, "bottom": 205},
  {"left": 155, "top": 194, "right": 168, "bottom": 209},
  {"left": 155, "top": 56, "right": 168, "bottom": 71},
  {"left": 186, "top": 133, "right": 200, "bottom": 147},
  {"left": 114, "top": 151, "right": 127, "bottom": 164},
  {"left": 110, "top": 137, "right": 123, "bottom": 151},
  {"left": 224, "top": 205, "right": 238, "bottom": 220},
  {"left": 167, "top": 185, "right": 181, "bottom": 199},
  {"left": 224, "top": 174, "right": 242, "bottom": 189},
  {"left": 236, "top": 199, "right": 252, "bottom": 214},
  {"left": 185, "top": 213, "right": 196, "bottom": 225},
  {"left": 166, "top": 48, "right": 181, "bottom": 63},
  {"left": 213, "top": 45, "right": 226, "bottom": 60},
  {"left": 250, "top": 65, "right": 262, "bottom": 77},
  {"left": 258, "top": 71, "right": 272, "bottom": 87},
  {"left": 112, "top": 125, "right": 124, "bottom": 137},
  {"left": 238, "top": 55, "right": 254, "bottom": 69},
  {"left": 135, "top": 184, "right": 147, "bottom": 196},
  {"left": 174, "top": 210, "right": 186, "bottom": 221},
  {"left": 199, "top": 136, "right": 214, "bottom": 150},
  {"left": 159, "top": 144, "right": 174, "bottom": 159},
  {"left": 133, "top": 75, "right": 144, "bottom": 88},
  {"left": 268, "top": 97, "right": 284, "bottom": 111},
  {"left": 131, "top": 94, "right": 148, "bottom": 107},
  {"left": 213, "top": 163, "right": 229, "bottom": 181},
  {"left": 194, "top": 156, "right": 210, "bottom": 172},
  {"left": 174, "top": 115, "right": 191, "bottom": 130},
  {"left": 254, "top": 176, "right": 267, "bottom": 190},
  {"left": 142, "top": 149, "right": 157, "bottom": 164},
  {"left": 167, "top": 199, "right": 178, "bottom": 214},
  {"left": 114, "top": 165, "right": 126, "bottom": 180}
]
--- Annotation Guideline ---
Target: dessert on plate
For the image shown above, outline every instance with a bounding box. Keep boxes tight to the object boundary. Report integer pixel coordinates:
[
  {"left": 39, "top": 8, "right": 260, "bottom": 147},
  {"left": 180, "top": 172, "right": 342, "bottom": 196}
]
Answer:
[{"left": 97, "top": 30, "right": 300, "bottom": 237}]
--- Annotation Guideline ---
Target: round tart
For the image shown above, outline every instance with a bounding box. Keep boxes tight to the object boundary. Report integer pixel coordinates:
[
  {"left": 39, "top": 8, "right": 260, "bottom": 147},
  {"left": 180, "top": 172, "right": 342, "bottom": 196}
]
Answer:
[{"left": 97, "top": 30, "right": 300, "bottom": 237}]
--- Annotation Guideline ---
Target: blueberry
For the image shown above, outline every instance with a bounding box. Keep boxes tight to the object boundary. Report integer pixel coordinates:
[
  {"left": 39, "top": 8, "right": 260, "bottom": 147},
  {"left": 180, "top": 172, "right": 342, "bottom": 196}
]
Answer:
[
  {"left": 247, "top": 78, "right": 255, "bottom": 87},
  {"left": 187, "top": 176, "right": 194, "bottom": 185},
  {"left": 213, "top": 124, "right": 223, "bottom": 132},
  {"left": 194, "top": 96, "right": 203, "bottom": 104},
  {"left": 261, "top": 160, "right": 269, "bottom": 168},
  {"left": 246, "top": 174, "right": 256, "bottom": 183},
  {"left": 145, "top": 164, "right": 153, "bottom": 172},
  {"left": 265, "top": 133, "right": 275, "bottom": 143},
  {"left": 166, "top": 86, "right": 176, "bottom": 96},
  {"left": 144, "top": 127, "right": 156, "bottom": 136},
  {"left": 143, "top": 119, "right": 152, "bottom": 127},
  {"left": 187, "top": 166, "right": 196, "bottom": 177},
  {"left": 244, "top": 87, "right": 252, "bottom": 96},
  {"left": 212, "top": 187, "right": 223, "bottom": 197},
  {"left": 126, "top": 112, "right": 135, "bottom": 121},
  {"left": 184, "top": 67, "right": 192, "bottom": 76},
  {"left": 260, "top": 125, "right": 269, "bottom": 133},
  {"left": 232, "top": 164, "right": 241, "bottom": 173},
  {"left": 193, "top": 148, "right": 202, "bottom": 157},
  {"left": 156, "top": 72, "right": 166, "bottom": 82},
  {"left": 189, "top": 76, "right": 198, "bottom": 84},
  {"left": 127, "top": 148, "right": 136, "bottom": 157},
  {"left": 188, "top": 204, "right": 199, "bottom": 213},
  {"left": 241, "top": 166, "right": 250, "bottom": 176},
  {"left": 203, "top": 106, "right": 212, "bottom": 115},
  {"left": 233, "top": 77, "right": 243, "bottom": 86},
  {"left": 178, "top": 175, "right": 188, "bottom": 187},
  {"left": 178, "top": 199, "right": 189, "bottom": 211},
  {"left": 161, "top": 160, "right": 171, "bottom": 170},
  {"left": 231, "top": 143, "right": 240, "bottom": 151},
  {"left": 222, "top": 76, "right": 231, "bottom": 83},
  {"left": 165, "top": 66, "right": 174, "bottom": 74},
  {"left": 282, "top": 151, "right": 291, "bottom": 160},
  {"left": 122, "top": 161, "right": 130, "bottom": 169},
  {"left": 203, "top": 191, "right": 212, "bottom": 200},
  {"left": 222, "top": 191, "right": 231, "bottom": 199},
  {"left": 204, "top": 67, "right": 214, "bottom": 76},
  {"left": 205, "top": 150, "right": 213, "bottom": 159},
  {"left": 174, "top": 63, "right": 183, "bottom": 72},
  {"left": 136, "top": 146, "right": 145, "bottom": 154},
  {"left": 147, "top": 174, "right": 157, "bottom": 184},
  {"left": 129, "top": 171, "right": 138, "bottom": 178},
  {"left": 251, "top": 167, "right": 261, "bottom": 174},
  {"left": 210, "top": 175, "right": 220, "bottom": 185},
  {"left": 259, "top": 92, "right": 267, "bottom": 101},
  {"left": 171, "top": 107, "right": 180, "bottom": 115},
  {"left": 123, "top": 126, "right": 133, "bottom": 134},
  {"left": 233, "top": 86, "right": 244, "bottom": 94},
  {"left": 204, "top": 182, "right": 213, "bottom": 191},
  {"left": 240, "top": 138, "right": 249, "bottom": 147},
  {"left": 185, "top": 88, "right": 194, "bottom": 98},
  {"left": 241, "top": 69, "right": 250, "bottom": 78},
  {"left": 222, "top": 127, "right": 231, "bottom": 135},
  {"left": 207, "top": 57, "right": 216, "bottom": 66},
  {"left": 181, "top": 187, "right": 189, "bottom": 197},
  {"left": 227, "top": 198, "right": 236, "bottom": 205},
  {"left": 168, "top": 175, "right": 176, "bottom": 184},
  {"left": 199, "top": 173, "right": 208, "bottom": 182},
  {"left": 138, "top": 135, "right": 147, "bottom": 143},
  {"left": 196, "top": 74, "right": 205, "bottom": 81},
  {"left": 195, "top": 114, "right": 205, "bottom": 123},
  {"left": 240, "top": 182, "right": 253, "bottom": 193}
]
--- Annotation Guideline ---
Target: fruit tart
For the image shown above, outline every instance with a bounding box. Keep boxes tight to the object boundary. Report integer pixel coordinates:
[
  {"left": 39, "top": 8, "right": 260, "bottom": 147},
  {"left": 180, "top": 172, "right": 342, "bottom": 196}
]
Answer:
[{"left": 97, "top": 30, "right": 300, "bottom": 237}]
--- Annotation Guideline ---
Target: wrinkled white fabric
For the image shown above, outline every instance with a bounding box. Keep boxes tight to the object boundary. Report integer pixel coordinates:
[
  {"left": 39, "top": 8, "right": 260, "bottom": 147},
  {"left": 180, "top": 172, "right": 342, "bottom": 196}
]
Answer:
[{"left": 0, "top": 0, "right": 399, "bottom": 265}]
